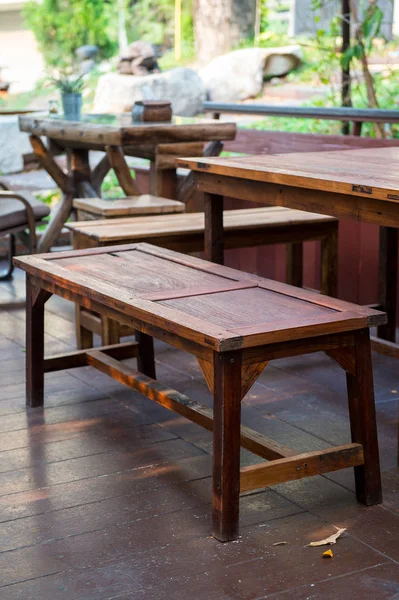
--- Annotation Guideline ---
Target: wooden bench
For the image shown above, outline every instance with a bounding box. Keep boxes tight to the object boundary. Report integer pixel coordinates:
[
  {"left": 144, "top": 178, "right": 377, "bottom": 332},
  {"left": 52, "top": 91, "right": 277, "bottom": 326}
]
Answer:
[
  {"left": 67, "top": 207, "right": 339, "bottom": 348},
  {"left": 15, "top": 243, "right": 385, "bottom": 542}
]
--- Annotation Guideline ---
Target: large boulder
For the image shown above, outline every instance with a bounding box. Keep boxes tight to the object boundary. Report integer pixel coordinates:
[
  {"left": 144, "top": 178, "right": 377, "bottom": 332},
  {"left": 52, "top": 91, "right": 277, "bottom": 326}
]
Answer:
[
  {"left": 199, "top": 46, "right": 302, "bottom": 102},
  {"left": 0, "top": 116, "right": 32, "bottom": 174},
  {"left": 93, "top": 68, "right": 206, "bottom": 117}
]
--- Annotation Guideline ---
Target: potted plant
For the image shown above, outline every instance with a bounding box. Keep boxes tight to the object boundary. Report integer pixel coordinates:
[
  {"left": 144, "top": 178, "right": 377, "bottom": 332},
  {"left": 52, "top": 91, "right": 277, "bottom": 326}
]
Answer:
[{"left": 49, "top": 72, "right": 84, "bottom": 121}]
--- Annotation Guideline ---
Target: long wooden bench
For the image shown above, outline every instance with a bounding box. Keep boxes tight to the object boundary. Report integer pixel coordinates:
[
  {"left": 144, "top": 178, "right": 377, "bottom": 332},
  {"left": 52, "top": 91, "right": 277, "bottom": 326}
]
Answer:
[
  {"left": 67, "top": 207, "right": 338, "bottom": 348},
  {"left": 15, "top": 242, "right": 385, "bottom": 541}
]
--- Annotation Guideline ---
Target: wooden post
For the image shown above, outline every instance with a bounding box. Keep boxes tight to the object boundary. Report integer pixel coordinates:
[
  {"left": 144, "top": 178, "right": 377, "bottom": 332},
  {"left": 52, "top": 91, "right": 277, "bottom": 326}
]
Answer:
[
  {"left": 174, "top": 0, "right": 182, "bottom": 61},
  {"left": 204, "top": 192, "right": 224, "bottom": 264},
  {"left": 212, "top": 350, "right": 242, "bottom": 541},
  {"left": 377, "top": 226, "right": 398, "bottom": 342},
  {"left": 346, "top": 328, "right": 382, "bottom": 505},
  {"left": 26, "top": 276, "right": 51, "bottom": 407},
  {"left": 149, "top": 162, "right": 178, "bottom": 199},
  {"left": 341, "top": 0, "right": 351, "bottom": 135}
]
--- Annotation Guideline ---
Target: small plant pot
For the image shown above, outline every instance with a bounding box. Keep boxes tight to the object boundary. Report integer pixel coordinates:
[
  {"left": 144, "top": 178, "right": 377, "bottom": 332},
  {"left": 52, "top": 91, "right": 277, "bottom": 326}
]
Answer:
[{"left": 61, "top": 92, "right": 82, "bottom": 121}]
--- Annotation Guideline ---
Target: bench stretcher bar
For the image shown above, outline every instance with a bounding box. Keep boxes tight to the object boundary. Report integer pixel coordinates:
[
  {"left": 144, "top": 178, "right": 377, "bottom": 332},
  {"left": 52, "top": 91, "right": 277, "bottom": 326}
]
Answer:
[{"left": 43, "top": 344, "right": 365, "bottom": 490}]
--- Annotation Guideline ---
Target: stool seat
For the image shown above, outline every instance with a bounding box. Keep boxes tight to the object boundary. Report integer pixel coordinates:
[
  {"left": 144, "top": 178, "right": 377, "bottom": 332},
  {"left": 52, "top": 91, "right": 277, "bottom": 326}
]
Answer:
[{"left": 73, "top": 195, "right": 184, "bottom": 220}]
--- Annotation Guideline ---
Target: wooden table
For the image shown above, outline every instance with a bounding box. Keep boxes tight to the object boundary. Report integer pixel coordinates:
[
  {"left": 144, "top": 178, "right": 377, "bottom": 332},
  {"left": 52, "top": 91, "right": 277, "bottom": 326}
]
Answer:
[
  {"left": 19, "top": 113, "right": 235, "bottom": 252},
  {"left": 15, "top": 243, "right": 384, "bottom": 541},
  {"left": 179, "top": 147, "right": 399, "bottom": 356}
]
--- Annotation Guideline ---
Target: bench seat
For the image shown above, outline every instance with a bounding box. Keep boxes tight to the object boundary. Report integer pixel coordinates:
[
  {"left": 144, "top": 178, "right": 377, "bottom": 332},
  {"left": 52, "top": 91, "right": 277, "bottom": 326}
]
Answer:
[
  {"left": 68, "top": 206, "right": 336, "bottom": 247},
  {"left": 67, "top": 207, "right": 338, "bottom": 348}
]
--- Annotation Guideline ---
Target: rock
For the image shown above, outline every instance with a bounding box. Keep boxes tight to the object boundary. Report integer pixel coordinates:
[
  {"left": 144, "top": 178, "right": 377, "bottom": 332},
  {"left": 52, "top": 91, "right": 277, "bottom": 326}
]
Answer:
[
  {"left": 0, "top": 116, "right": 32, "bottom": 174},
  {"left": 199, "top": 46, "right": 302, "bottom": 102},
  {"left": 79, "top": 59, "right": 96, "bottom": 75},
  {"left": 120, "top": 41, "right": 155, "bottom": 61},
  {"left": 75, "top": 45, "right": 99, "bottom": 61},
  {"left": 118, "top": 41, "right": 160, "bottom": 75},
  {"left": 93, "top": 68, "right": 206, "bottom": 117}
]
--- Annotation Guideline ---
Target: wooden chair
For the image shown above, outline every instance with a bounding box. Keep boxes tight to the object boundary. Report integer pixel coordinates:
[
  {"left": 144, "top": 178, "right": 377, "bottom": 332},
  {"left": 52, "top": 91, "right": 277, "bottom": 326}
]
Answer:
[
  {"left": 0, "top": 182, "right": 50, "bottom": 280},
  {"left": 68, "top": 207, "right": 339, "bottom": 348}
]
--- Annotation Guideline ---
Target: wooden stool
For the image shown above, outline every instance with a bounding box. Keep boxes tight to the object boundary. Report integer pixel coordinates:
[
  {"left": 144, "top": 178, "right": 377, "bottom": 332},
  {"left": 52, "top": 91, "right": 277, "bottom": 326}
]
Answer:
[
  {"left": 73, "top": 194, "right": 184, "bottom": 221},
  {"left": 67, "top": 207, "right": 338, "bottom": 348},
  {"left": 16, "top": 243, "right": 385, "bottom": 542}
]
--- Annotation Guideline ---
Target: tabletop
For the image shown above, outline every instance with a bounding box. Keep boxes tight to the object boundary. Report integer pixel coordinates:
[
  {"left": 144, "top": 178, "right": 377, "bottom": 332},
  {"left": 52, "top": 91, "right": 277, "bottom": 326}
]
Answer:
[
  {"left": 180, "top": 147, "right": 399, "bottom": 202},
  {"left": 15, "top": 243, "right": 384, "bottom": 352},
  {"left": 19, "top": 113, "right": 236, "bottom": 149}
]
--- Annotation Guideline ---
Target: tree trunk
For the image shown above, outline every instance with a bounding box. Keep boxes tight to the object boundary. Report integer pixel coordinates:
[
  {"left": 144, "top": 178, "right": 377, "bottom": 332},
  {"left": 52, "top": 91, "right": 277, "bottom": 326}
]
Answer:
[{"left": 194, "top": 0, "right": 256, "bottom": 64}]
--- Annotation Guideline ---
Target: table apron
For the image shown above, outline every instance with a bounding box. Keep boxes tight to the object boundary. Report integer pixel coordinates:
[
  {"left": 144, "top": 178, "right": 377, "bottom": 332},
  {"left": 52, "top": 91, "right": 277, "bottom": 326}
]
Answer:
[{"left": 194, "top": 172, "right": 399, "bottom": 229}]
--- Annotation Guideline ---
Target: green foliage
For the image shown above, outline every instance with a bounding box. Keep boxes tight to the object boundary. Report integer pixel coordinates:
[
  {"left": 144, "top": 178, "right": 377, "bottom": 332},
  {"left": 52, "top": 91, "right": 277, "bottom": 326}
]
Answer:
[
  {"left": 23, "top": 0, "right": 118, "bottom": 67},
  {"left": 48, "top": 72, "right": 84, "bottom": 94},
  {"left": 128, "top": 0, "right": 193, "bottom": 48},
  {"left": 101, "top": 168, "right": 136, "bottom": 198},
  {"left": 341, "top": 5, "right": 384, "bottom": 69}
]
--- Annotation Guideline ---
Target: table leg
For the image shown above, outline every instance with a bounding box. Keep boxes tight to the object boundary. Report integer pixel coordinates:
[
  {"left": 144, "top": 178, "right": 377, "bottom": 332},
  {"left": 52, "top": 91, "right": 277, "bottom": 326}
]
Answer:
[
  {"left": 212, "top": 350, "right": 242, "bottom": 542},
  {"left": 346, "top": 328, "right": 382, "bottom": 505},
  {"left": 26, "top": 275, "right": 51, "bottom": 407},
  {"left": 38, "top": 191, "right": 74, "bottom": 253},
  {"left": 29, "top": 135, "right": 76, "bottom": 254},
  {"left": 106, "top": 145, "right": 140, "bottom": 196},
  {"left": 71, "top": 149, "right": 97, "bottom": 198},
  {"left": 91, "top": 154, "right": 111, "bottom": 195},
  {"left": 204, "top": 192, "right": 224, "bottom": 264},
  {"left": 377, "top": 226, "right": 398, "bottom": 343}
]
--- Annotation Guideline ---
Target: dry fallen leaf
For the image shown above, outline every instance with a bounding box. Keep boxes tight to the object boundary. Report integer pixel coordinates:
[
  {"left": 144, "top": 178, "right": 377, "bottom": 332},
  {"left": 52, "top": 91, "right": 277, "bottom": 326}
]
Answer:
[
  {"left": 272, "top": 542, "right": 287, "bottom": 546},
  {"left": 308, "top": 528, "right": 346, "bottom": 547},
  {"left": 322, "top": 549, "right": 333, "bottom": 558}
]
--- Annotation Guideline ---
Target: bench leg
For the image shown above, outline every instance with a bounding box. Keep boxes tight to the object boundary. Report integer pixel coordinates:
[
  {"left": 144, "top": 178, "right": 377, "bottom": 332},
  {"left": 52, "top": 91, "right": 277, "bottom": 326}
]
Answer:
[
  {"left": 101, "top": 317, "right": 120, "bottom": 346},
  {"left": 75, "top": 305, "right": 93, "bottom": 350},
  {"left": 286, "top": 242, "right": 303, "bottom": 288},
  {"left": 26, "top": 275, "right": 51, "bottom": 408},
  {"left": 346, "top": 329, "right": 382, "bottom": 505},
  {"left": 377, "top": 226, "right": 398, "bottom": 342},
  {"left": 212, "top": 350, "right": 242, "bottom": 542},
  {"left": 320, "top": 226, "right": 338, "bottom": 297},
  {"left": 136, "top": 331, "right": 156, "bottom": 379},
  {"left": 204, "top": 192, "right": 224, "bottom": 265}
]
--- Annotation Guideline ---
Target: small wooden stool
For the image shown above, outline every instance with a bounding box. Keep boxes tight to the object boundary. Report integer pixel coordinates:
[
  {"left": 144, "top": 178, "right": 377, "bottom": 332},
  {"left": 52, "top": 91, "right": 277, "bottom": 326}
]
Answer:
[
  {"left": 16, "top": 243, "right": 385, "bottom": 542},
  {"left": 67, "top": 207, "right": 339, "bottom": 348},
  {"left": 73, "top": 194, "right": 184, "bottom": 221}
]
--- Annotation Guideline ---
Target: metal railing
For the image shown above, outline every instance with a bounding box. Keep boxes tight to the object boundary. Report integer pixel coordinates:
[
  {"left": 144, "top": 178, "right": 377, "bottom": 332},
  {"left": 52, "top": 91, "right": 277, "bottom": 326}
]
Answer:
[{"left": 203, "top": 102, "right": 399, "bottom": 135}]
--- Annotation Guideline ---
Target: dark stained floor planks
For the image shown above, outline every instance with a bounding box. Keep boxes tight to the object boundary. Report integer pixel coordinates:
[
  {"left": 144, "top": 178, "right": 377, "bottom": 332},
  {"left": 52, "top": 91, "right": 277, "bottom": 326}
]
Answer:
[{"left": 0, "top": 267, "right": 399, "bottom": 598}]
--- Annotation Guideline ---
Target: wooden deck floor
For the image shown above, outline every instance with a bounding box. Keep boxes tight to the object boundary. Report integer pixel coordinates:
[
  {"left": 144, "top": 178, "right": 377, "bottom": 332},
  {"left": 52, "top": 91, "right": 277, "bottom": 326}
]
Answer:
[{"left": 1, "top": 269, "right": 399, "bottom": 599}]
